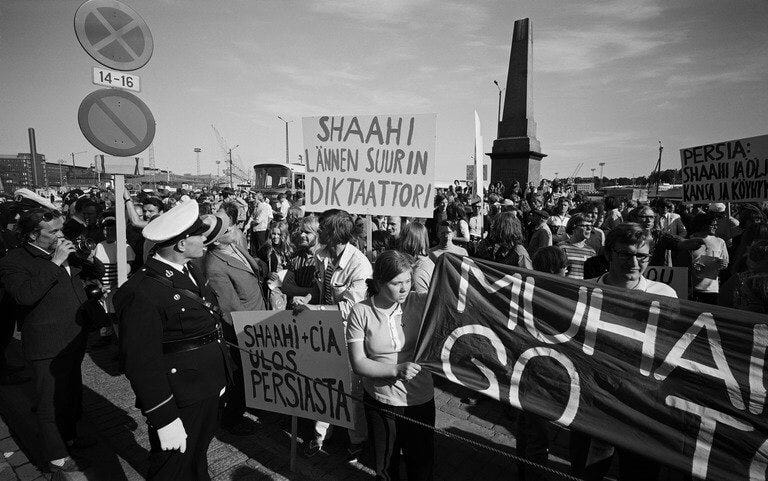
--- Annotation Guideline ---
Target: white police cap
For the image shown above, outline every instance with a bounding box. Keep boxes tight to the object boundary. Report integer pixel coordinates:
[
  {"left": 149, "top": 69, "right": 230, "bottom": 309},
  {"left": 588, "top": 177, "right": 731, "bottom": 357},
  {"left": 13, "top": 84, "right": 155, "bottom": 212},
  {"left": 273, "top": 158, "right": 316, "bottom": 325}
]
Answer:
[{"left": 143, "top": 199, "right": 206, "bottom": 247}]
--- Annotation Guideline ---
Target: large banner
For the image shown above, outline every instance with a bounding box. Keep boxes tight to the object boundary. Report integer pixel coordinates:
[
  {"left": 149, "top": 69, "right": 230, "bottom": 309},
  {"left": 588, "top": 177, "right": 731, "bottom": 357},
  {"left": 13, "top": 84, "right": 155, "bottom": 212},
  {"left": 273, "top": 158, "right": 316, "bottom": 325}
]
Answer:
[
  {"left": 415, "top": 254, "right": 768, "bottom": 481},
  {"left": 681, "top": 134, "right": 768, "bottom": 203},
  {"left": 301, "top": 114, "right": 437, "bottom": 217},
  {"left": 233, "top": 310, "right": 354, "bottom": 428}
]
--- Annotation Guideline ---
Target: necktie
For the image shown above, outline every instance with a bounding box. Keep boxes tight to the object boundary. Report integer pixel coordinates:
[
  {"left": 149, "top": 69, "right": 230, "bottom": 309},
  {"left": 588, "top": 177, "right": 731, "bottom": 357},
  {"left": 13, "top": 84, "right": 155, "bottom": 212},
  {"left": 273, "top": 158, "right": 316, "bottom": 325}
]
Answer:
[
  {"left": 181, "top": 265, "right": 197, "bottom": 287},
  {"left": 322, "top": 262, "right": 335, "bottom": 305}
]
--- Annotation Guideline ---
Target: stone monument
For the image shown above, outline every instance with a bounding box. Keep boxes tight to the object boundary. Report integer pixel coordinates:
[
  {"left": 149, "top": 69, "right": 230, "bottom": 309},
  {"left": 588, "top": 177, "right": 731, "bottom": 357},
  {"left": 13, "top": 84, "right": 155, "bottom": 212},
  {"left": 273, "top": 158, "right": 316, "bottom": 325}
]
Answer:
[{"left": 490, "top": 18, "right": 545, "bottom": 189}]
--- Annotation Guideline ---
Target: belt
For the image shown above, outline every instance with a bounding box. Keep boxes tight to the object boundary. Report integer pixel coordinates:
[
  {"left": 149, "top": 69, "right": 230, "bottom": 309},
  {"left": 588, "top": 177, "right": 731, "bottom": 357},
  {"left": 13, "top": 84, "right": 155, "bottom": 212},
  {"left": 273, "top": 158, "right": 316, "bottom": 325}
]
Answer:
[{"left": 162, "top": 330, "right": 221, "bottom": 355}]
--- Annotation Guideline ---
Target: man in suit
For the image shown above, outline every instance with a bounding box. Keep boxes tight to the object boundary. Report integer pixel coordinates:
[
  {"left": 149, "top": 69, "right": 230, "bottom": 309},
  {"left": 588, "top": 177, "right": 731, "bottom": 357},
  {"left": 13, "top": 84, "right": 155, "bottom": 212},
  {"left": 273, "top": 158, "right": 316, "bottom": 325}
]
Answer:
[
  {"left": 0, "top": 208, "right": 104, "bottom": 475},
  {"left": 204, "top": 224, "right": 266, "bottom": 434},
  {"left": 114, "top": 200, "right": 229, "bottom": 480}
]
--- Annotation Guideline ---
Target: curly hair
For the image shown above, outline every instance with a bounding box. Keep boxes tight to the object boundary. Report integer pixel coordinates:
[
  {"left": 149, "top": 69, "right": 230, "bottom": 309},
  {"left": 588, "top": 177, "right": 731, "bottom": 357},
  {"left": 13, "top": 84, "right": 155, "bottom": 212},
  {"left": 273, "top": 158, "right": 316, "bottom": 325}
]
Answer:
[{"left": 488, "top": 212, "right": 523, "bottom": 248}]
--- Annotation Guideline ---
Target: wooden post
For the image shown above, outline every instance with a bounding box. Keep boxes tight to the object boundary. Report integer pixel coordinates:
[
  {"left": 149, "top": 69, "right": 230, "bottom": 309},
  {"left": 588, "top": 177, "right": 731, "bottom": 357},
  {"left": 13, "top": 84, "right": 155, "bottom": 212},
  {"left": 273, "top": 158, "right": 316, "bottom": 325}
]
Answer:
[
  {"left": 366, "top": 215, "right": 373, "bottom": 255},
  {"left": 289, "top": 415, "right": 298, "bottom": 472},
  {"left": 115, "top": 174, "right": 128, "bottom": 286}
]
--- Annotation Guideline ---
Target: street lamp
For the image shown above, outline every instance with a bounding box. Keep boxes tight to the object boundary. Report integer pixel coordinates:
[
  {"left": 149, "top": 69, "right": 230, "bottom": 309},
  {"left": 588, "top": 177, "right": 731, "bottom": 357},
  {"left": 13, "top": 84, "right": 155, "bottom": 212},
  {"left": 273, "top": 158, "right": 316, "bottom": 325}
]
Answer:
[
  {"left": 277, "top": 116, "right": 293, "bottom": 165},
  {"left": 493, "top": 80, "right": 504, "bottom": 137}
]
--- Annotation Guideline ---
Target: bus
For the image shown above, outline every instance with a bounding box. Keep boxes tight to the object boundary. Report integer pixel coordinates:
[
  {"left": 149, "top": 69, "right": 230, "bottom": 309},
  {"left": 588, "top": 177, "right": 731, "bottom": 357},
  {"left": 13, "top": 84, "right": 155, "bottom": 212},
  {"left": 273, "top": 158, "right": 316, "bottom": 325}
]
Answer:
[{"left": 252, "top": 162, "right": 305, "bottom": 196}]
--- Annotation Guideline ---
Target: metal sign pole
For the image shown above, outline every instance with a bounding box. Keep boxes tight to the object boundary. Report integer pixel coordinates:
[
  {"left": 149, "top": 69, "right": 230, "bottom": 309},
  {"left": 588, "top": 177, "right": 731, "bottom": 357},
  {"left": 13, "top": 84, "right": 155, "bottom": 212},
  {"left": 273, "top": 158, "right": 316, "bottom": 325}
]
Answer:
[{"left": 115, "top": 174, "right": 128, "bottom": 286}]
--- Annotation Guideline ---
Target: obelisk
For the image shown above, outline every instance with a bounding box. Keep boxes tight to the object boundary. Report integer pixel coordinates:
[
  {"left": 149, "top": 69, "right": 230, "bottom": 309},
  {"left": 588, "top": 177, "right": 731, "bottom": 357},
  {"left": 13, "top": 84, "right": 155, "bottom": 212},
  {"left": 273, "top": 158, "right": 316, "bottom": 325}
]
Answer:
[{"left": 490, "top": 18, "right": 545, "bottom": 189}]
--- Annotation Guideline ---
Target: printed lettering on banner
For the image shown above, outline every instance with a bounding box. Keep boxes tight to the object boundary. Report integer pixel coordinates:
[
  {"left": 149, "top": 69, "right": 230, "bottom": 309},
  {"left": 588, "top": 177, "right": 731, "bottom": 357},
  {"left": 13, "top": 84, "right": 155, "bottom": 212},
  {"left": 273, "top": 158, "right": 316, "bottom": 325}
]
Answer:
[
  {"left": 681, "top": 134, "right": 768, "bottom": 203},
  {"left": 415, "top": 254, "right": 768, "bottom": 481},
  {"left": 644, "top": 266, "right": 688, "bottom": 299},
  {"left": 301, "top": 114, "right": 437, "bottom": 217},
  {"left": 232, "top": 310, "right": 354, "bottom": 428}
]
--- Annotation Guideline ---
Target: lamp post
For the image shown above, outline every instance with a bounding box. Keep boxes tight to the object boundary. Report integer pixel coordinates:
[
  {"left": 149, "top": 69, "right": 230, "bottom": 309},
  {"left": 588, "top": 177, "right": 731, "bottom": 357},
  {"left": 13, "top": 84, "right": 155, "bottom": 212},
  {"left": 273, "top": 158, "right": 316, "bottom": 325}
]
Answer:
[
  {"left": 228, "top": 145, "right": 239, "bottom": 189},
  {"left": 277, "top": 116, "right": 293, "bottom": 165},
  {"left": 493, "top": 80, "right": 504, "bottom": 137}
]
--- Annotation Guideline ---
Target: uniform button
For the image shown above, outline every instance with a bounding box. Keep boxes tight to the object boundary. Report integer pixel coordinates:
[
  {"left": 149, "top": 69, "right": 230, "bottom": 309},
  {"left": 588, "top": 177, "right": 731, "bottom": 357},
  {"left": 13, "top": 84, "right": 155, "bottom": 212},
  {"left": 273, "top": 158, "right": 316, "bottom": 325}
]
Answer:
[
  {"left": 170, "top": 368, "right": 177, "bottom": 374},
  {"left": 210, "top": 310, "right": 214, "bottom": 315},
  {"left": 215, "top": 323, "right": 221, "bottom": 329},
  {"left": 217, "top": 339, "right": 222, "bottom": 343},
  {"left": 181, "top": 308, "right": 185, "bottom": 312}
]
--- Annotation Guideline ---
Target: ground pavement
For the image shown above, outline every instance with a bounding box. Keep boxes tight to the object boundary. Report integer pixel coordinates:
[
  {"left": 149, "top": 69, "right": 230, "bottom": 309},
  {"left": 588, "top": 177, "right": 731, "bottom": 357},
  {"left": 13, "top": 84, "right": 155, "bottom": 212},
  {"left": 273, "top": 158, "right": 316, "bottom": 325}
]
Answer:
[{"left": 0, "top": 333, "right": 583, "bottom": 481}]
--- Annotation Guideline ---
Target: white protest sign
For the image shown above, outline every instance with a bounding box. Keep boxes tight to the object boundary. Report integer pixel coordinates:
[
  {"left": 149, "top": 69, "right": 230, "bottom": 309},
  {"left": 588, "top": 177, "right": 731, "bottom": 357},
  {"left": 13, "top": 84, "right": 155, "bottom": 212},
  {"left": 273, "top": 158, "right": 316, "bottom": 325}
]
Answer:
[
  {"left": 681, "top": 134, "right": 768, "bottom": 203},
  {"left": 94, "top": 154, "right": 144, "bottom": 175},
  {"left": 302, "top": 114, "right": 437, "bottom": 217},
  {"left": 232, "top": 310, "right": 354, "bottom": 429},
  {"left": 644, "top": 266, "right": 688, "bottom": 299}
]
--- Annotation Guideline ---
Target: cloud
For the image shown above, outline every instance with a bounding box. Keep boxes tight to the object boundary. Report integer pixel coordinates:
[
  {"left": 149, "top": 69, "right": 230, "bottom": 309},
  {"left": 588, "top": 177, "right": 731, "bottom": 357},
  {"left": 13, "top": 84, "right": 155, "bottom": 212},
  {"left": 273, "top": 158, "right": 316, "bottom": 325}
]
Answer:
[
  {"left": 535, "top": 27, "right": 672, "bottom": 73},
  {"left": 582, "top": 0, "right": 664, "bottom": 21}
]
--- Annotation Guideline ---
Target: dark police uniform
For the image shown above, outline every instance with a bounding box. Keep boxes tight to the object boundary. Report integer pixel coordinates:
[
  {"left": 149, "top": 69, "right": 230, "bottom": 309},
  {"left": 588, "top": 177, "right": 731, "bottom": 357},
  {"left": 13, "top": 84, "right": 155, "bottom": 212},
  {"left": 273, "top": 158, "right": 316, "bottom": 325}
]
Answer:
[{"left": 114, "top": 255, "right": 229, "bottom": 480}]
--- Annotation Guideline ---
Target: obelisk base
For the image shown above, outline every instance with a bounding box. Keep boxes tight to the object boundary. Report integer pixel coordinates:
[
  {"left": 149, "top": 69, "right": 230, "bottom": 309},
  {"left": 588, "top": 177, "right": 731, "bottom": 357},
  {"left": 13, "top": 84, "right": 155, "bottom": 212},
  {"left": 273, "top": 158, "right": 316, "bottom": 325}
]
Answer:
[{"left": 490, "top": 136, "right": 545, "bottom": 189}]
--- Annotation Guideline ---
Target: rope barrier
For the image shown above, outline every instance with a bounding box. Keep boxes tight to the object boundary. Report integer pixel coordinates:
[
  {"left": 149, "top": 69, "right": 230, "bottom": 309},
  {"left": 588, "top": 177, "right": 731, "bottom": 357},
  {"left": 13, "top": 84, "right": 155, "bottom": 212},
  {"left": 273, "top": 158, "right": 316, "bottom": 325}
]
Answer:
[{"left": 224, "top": 339, "right": 584, "bottom": 481}]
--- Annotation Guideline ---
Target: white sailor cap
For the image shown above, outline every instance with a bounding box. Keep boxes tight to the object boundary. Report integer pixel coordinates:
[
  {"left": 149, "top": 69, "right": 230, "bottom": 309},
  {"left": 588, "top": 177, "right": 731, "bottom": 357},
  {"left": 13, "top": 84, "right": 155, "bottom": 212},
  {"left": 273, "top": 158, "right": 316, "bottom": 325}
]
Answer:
[
  {"left": 14, "top": 188, "right": 58, "bottom": 211},
  {"left": 143, "top": 199, "right": 207, "bottom": 247}
]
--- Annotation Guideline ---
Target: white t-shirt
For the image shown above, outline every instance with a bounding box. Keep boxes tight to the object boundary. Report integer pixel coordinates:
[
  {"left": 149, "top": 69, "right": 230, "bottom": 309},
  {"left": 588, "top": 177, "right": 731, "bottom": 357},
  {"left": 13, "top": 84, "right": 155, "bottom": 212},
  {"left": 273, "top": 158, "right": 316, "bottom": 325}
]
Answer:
[{"left": 593, "top": 274, "right": 677, "bottom": 298}]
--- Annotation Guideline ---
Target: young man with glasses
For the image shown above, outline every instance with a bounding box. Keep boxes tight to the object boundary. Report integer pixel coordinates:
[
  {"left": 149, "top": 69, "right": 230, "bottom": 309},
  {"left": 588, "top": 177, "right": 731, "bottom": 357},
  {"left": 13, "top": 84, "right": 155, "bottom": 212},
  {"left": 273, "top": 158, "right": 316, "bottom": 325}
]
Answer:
[{"left": 571, "top": 223, "right": 677, "bottom": 481}]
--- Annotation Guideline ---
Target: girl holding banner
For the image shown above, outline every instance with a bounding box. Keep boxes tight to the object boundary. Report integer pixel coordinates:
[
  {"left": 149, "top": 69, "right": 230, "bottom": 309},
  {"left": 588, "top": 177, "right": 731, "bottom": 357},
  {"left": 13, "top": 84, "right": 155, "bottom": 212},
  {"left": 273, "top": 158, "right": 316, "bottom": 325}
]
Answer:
[{"left": 346, "top": 250, "right": 435, "bottom": 481}]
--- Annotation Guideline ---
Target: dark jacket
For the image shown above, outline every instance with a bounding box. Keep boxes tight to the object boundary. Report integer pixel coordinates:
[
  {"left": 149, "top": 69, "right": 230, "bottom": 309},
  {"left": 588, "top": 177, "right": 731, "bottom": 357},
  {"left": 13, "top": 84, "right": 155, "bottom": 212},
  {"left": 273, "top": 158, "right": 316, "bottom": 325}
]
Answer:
[
  {"left": 0, "top": 244, "right": 104, "bottom": 360},
  {"left": 113, "top": 257, "right": 229, "bottom": 429}
]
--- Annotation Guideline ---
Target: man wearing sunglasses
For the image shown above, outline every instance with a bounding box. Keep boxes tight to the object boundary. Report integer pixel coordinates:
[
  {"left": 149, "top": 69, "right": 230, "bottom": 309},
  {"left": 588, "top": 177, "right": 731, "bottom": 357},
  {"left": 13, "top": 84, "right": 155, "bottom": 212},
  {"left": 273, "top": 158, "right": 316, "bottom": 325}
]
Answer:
[{"left": 0, "top": 208, "right": 105, "bottom": 475}]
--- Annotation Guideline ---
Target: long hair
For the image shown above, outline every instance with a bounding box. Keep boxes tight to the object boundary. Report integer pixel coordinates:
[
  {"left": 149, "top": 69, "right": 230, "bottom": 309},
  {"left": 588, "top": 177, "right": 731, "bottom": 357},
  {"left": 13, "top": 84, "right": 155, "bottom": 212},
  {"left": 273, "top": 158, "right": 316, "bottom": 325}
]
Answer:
[
  {"left": 259, "top": 220, "right": 294, "bottom": 268},
  {"left": 365, "top": 250, "right": 414, "bottom": 297},
  {"left": 488, "top": 212, "right": 523, "bottom": 248},
  {"left": 291, "top": 215, "right": 319, "bottom": 250},
  {"left": 532, "top": 246, "right": 568, "bottom": 274},
  {"left": 398, "top": 222, "right": 429, "bottom": 257}
]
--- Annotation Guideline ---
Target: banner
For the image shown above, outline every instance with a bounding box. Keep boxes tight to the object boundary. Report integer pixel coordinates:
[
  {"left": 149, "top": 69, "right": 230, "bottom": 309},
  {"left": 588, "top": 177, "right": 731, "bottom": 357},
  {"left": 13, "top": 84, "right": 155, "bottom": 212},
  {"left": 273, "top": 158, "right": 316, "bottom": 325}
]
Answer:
[
  {"left": 681, "top": 134, "right": 768, "bottom": 203},
  {"left": 301, "top": 114, "right": 437, "bottom": 217},
  {"left": 644, "top": 265, "right": 688, "bottom": 299},
  {"left": 233, "top": 310, "right": 354, "bottom": 428},
  {"left": 415, "top": 254, "right": 768, "bottom": 481}
]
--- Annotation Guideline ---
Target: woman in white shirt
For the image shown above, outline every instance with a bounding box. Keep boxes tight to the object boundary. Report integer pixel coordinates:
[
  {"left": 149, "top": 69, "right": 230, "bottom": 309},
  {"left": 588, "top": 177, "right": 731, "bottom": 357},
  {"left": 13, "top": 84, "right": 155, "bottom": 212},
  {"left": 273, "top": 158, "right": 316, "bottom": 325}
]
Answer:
[
  {"left": 347, "top": 250, "right": 434, "bottom": 481},
  {"left": 689, "top": 212, "right": 728, "bottom": 304}
]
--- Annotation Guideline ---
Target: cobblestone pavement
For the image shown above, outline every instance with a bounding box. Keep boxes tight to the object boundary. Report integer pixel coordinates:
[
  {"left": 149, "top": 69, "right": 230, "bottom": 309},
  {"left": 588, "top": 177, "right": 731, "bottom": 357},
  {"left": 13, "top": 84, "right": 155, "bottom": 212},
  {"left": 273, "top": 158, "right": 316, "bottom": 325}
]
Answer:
[{"left": 0, "top": 333, "right": 581, "bottom": 480}]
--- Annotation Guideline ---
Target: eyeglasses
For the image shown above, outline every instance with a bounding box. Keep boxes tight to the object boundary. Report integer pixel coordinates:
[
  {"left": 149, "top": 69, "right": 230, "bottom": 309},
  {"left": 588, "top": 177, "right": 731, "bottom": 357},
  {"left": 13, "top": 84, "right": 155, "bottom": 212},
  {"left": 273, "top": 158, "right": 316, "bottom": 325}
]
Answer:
[
  {"left": 612, "top": 249, "right": 650, "bottom": 262},
  {"left": 577, "top": 224, "right": 592, "bottom": 228}
]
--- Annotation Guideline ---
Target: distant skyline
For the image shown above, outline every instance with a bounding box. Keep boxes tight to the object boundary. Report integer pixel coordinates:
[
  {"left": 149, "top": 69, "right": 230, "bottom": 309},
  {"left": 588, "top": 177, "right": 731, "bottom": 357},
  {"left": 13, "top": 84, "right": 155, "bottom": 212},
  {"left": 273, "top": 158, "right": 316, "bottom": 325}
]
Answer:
[{"left": 1, "top": 0, "right": 767, "bottom": 182}]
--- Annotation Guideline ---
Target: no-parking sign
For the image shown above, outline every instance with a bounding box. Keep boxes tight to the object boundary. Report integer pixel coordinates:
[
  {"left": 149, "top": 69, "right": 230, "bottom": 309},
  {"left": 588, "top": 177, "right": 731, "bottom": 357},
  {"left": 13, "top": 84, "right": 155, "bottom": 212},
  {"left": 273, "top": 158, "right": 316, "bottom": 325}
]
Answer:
[
  {"left": 74, "top": 0, "right": 153, "bottom": 71},
  {"left": 78, "top": 88, "right": 155, "bottom": 157}
]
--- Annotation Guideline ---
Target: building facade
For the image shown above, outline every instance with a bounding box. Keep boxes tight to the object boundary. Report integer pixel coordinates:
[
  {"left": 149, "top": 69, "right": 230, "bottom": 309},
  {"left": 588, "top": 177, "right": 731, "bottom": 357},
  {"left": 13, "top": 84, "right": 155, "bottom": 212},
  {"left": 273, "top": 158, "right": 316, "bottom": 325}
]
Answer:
[{"left": 0, "top": 153, "right": 48, "bottom": 191}]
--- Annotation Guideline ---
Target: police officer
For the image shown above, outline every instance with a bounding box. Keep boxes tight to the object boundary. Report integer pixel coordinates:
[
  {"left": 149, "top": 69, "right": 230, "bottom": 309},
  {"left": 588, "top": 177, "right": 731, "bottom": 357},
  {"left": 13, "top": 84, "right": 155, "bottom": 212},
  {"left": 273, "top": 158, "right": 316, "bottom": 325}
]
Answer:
[{"left": 114, "top": 200, "right": 229, "bottom": 480}]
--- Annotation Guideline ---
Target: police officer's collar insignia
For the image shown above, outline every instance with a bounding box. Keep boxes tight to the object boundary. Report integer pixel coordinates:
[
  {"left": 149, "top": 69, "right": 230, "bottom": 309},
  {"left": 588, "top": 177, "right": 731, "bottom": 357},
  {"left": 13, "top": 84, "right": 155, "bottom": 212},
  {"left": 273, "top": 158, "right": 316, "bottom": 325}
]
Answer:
[
  {"left": 173, "top": 294, "right": 181, "bottom": 301},
  {"left": 165, "top": 270, "right": 174, "bottom": 278}
]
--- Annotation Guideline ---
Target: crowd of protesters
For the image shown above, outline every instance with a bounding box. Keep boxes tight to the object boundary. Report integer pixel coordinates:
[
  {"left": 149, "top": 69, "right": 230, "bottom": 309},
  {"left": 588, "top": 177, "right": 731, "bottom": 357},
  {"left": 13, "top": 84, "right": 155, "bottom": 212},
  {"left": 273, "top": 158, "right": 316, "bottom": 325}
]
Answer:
[{"left": 0, "top": 176, "right": 767, "bottom": 480}]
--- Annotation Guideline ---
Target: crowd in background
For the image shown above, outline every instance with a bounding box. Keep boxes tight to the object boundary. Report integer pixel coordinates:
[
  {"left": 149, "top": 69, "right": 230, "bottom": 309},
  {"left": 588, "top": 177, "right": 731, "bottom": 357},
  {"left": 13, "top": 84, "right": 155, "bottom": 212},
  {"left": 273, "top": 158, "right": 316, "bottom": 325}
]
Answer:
[{"left": 1, "top": 177, "right": 767, "bottom": 480}]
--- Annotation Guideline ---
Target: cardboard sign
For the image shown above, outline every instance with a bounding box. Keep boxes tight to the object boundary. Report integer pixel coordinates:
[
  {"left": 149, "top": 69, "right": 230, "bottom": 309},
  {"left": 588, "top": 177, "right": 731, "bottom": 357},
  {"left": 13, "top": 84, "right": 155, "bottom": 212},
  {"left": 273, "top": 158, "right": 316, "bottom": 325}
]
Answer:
[
  {"left": 644, "top": 265, "right": 688, "bottom": 299},
  {"left": 74, "top": 0, "right": 154, "bottom": 71},
  {"left": 301, "top": 114, "right": 437, "bottom": 217},
  {"left": 78, "top": 88, "right": 155, "bottom": 157},
  {"left": 232, "top": 310, "right": 354, "bottom": 428},
  {"left": 681, "top": 134, "right": 768, "bottom": 203}
]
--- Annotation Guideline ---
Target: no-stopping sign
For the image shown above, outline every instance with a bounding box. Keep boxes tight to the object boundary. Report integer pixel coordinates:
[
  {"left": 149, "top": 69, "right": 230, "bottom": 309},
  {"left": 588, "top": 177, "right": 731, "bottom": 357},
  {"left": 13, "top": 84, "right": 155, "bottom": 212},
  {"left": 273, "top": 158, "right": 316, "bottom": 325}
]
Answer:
[
  {"left": 78, "top": 88, "right": 155, "bottom": 157},
  {"left": 74, "top": 0, "right": 154, "bottom": 71}
]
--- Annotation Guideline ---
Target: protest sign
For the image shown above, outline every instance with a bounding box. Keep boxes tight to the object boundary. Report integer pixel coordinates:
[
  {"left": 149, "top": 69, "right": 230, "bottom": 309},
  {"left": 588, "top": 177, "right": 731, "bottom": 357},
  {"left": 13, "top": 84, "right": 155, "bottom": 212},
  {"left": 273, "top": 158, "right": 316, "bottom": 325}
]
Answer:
[
  {"left": 232, "top": 310, "right": 354, "bottom": 429},
  {"left": 415, "top": 254, "right": 768, "bottom": 481},
  {"left": 644, "top": 265, "right": 688, "bottom": 299},
  {"left": 301, "top": 114, "right": 437, "bottom": 217},
  {"left": 681, "top": 134, "right": 768, "bottom": 203}
]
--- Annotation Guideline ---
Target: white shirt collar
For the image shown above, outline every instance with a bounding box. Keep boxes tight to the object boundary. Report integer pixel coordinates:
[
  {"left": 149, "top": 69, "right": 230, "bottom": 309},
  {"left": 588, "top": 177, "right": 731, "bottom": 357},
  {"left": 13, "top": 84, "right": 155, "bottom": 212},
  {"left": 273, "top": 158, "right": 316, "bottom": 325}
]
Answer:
[
  {"left": 27, "top": 242, "right": 52, "bottom": 255},
  {"left": 153, "top": 253, "right": 188, "bottom": 273}
]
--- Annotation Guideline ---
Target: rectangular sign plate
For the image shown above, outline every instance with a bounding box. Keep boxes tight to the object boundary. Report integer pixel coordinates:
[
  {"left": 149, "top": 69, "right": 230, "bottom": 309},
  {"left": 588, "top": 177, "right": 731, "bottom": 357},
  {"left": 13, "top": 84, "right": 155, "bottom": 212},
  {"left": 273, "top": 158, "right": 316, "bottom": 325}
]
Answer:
[{"left": 92, "top": 67, "right": 141, "bottom": 92}]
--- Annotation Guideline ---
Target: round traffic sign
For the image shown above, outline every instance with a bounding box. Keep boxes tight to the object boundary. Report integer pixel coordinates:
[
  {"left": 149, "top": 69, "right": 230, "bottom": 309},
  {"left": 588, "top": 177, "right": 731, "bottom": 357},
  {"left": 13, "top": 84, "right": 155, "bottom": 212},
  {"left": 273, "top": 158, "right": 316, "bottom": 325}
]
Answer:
[
  {"left": 78, "top": 88, "right": 156, "bottom": 157},
  {"left": 74, "top": 0, "right": 153, "bottom": 71}
]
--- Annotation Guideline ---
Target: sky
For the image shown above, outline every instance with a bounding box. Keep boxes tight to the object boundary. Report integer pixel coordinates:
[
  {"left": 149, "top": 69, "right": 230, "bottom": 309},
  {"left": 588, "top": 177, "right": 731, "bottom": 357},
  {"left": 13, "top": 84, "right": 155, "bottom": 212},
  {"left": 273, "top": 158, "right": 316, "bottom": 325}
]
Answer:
[{"left": 1, "top": 0, "right": 767, "bottom": 183}]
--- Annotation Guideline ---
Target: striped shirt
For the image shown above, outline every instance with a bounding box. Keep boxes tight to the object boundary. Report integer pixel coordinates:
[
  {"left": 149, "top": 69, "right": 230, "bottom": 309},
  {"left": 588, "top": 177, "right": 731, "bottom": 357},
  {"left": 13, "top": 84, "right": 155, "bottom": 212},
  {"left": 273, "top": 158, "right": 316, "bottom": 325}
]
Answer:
[{"left": 559, "top": 242, "right": 596, "bottom": 280}]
